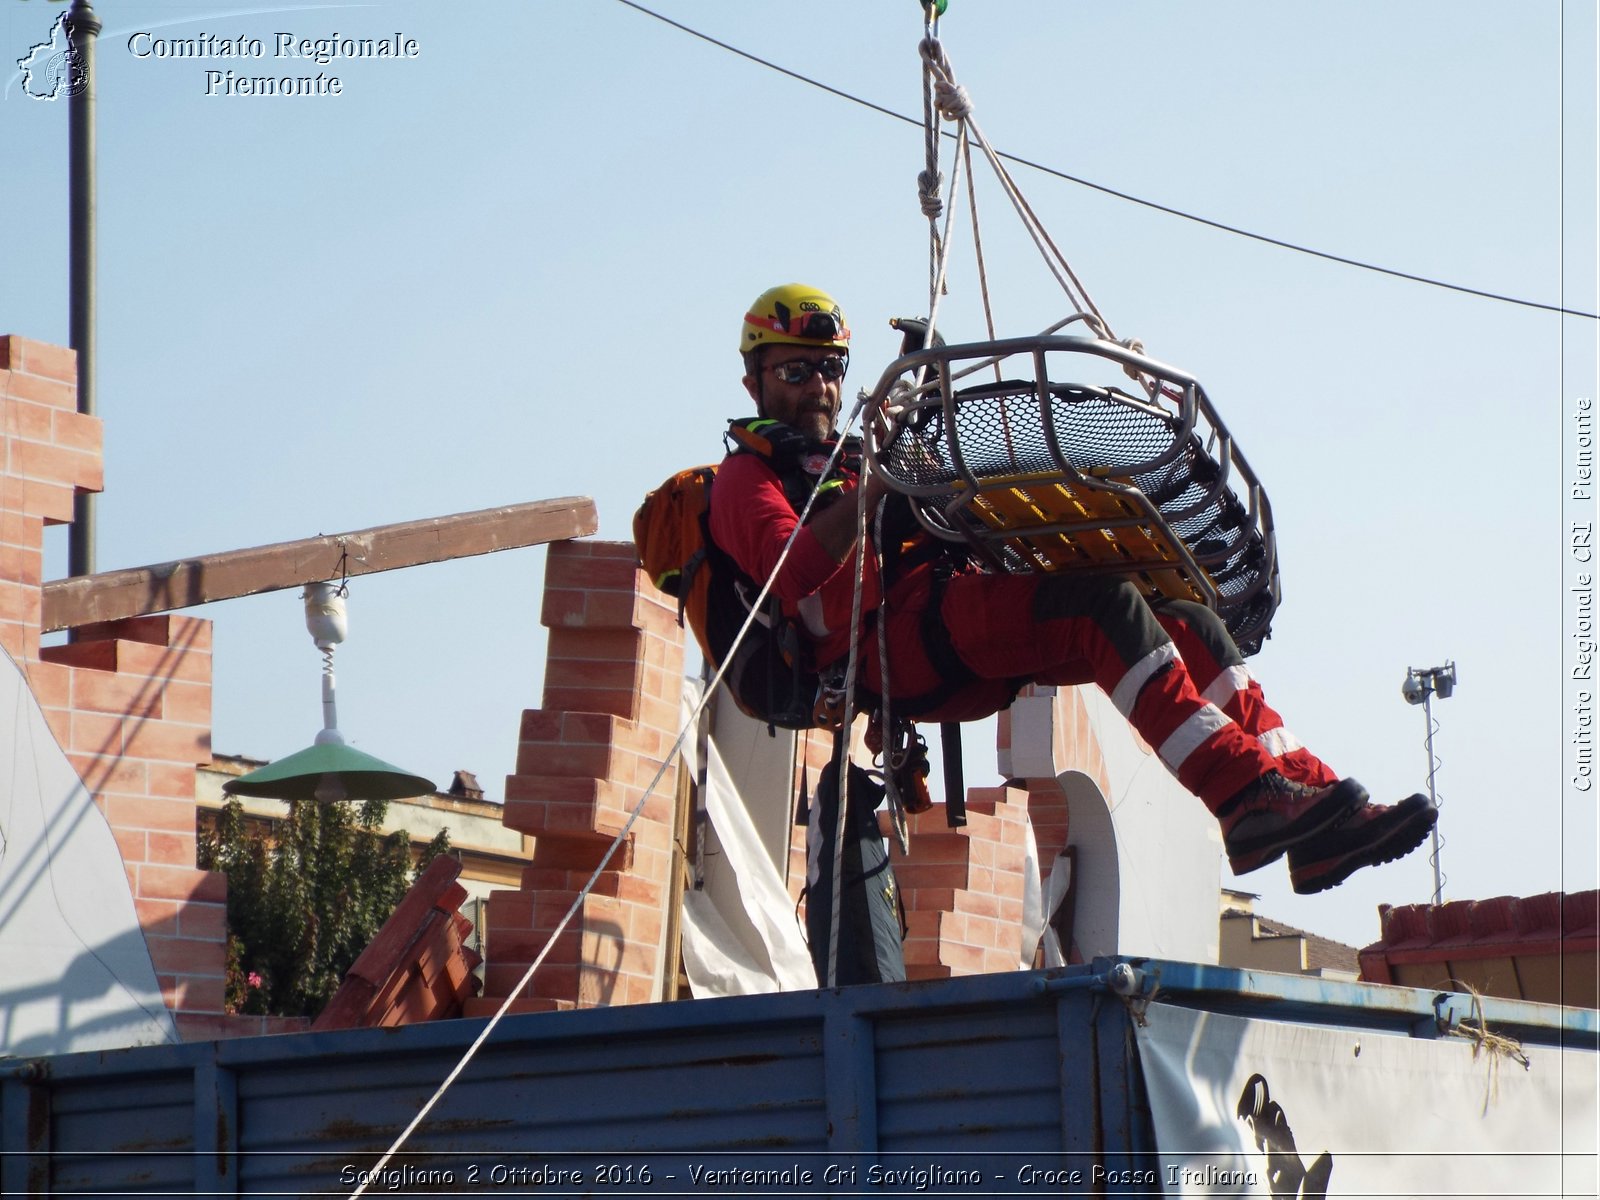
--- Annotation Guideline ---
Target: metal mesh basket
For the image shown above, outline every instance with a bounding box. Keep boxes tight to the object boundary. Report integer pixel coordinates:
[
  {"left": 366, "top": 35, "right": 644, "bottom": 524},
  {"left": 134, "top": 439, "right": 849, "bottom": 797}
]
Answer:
[{"left": 867, "top": 335, "right": 1280, "bottom": 653}]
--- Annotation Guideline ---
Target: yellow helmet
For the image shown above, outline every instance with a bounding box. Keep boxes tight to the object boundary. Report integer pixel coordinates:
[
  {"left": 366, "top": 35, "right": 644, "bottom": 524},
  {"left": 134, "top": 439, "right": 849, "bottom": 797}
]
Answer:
[{"left": 739, "top": 283, "right": 851, "bottom": 356}]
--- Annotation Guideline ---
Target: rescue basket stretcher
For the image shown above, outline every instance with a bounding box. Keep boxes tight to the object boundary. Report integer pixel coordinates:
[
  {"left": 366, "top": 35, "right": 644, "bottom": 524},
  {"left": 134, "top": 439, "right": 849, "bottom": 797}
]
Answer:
[{"left": 866, "top": 335, "right": 1281, "bottom": 654}]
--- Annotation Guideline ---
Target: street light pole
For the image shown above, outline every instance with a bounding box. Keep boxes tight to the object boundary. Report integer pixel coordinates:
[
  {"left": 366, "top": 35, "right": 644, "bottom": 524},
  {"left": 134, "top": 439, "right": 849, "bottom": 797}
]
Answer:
[{"left": 66, "top": 0, "right": 101, "bottom": 580}]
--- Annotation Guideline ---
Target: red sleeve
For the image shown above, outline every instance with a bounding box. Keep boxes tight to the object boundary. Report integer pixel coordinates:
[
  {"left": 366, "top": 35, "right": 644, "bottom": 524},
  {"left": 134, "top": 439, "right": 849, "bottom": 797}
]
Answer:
[{"left": 709, "top": 452, "right": 848, "bottom": 603}]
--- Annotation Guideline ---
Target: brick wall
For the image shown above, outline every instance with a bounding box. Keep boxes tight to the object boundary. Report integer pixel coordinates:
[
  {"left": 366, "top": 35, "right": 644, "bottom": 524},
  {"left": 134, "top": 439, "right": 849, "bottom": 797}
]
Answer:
[
  {"left": 477, "top": 540, "right": 1135, "bottom": 1001},
  {"left": 472, "top": 540, "right": 685, "bottom": 1014},
  {"left": 891, "top": 785, "right": 1033, "bottom": 979},
  {"left": 2, "top": 335, "right": 228, "bottom": 1039}
]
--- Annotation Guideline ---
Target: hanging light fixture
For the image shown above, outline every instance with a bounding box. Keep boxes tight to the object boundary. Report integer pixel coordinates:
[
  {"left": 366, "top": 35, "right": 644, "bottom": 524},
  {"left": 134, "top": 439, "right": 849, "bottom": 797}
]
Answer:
[{"left": 223, "top": 582, "right": 435, "bottom": 803}]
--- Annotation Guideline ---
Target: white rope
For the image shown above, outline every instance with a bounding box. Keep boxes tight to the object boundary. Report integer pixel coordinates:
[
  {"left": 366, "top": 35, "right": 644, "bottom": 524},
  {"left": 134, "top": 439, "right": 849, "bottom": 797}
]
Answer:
[
  {"left": 918, "top": 36, "right": 1113, "bottom": 338},
  {"left": 962, "top": 123, "right": 1003, "bottom": 383},
  {"left": 348, "top": 402, "right": 868, "bottom": 1199},
  {"left": 914, "top": 35, "right": 1179, "bottom": 406},
  {"left": 872, "top": 500, "right": 910, "bottom": 857},
  {"left": 918, "top": 6, "right": 944, "bottom": 306},
  {"left": 823, "top": 419, "right": 881, "bottom": 987}
]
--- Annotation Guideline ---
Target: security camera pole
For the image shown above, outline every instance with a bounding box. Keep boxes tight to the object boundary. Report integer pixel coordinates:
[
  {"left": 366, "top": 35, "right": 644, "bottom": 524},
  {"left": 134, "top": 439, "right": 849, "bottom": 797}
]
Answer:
[{"left": 1402, "top": 661, "right": 1457, "bottom": 904}]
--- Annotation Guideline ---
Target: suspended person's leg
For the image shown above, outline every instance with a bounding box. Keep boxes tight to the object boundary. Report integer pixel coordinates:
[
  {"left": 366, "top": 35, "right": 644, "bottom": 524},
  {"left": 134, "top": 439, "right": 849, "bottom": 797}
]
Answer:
[
  {"left": 1153, "top": 599, "right": 1436, "bottom": 895},
  {"left": 921, "top": 572, "right": 1364, "bottom": 876},
  {"left": 1154, "top": 599, "right": 1340, "bottom": 787}
]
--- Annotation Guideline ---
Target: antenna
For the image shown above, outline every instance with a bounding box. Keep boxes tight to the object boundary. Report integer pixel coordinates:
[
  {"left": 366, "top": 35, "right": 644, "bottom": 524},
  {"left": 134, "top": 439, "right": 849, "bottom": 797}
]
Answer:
[{"left": 1401, "top": 661, "right": 1456, "bottom": 905}]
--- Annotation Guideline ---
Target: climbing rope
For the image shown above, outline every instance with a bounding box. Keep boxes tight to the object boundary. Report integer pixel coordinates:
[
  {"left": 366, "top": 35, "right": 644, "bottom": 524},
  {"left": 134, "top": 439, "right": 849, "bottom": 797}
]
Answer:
[{"left": 911, "top": 30, "right": 1157, "bottom": 378}]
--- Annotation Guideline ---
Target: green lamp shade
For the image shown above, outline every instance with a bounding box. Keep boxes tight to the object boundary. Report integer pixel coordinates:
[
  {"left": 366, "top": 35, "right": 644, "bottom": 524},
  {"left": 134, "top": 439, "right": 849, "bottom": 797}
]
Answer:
[{"left": 222, "top": 742, "right": 435, "bottom": 803}]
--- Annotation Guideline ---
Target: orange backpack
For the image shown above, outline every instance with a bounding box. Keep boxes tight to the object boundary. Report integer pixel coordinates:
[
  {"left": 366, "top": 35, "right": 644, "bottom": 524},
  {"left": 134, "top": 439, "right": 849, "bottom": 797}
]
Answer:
[{"left": 633, "top": 437, "right": 819, "bottom": 731}]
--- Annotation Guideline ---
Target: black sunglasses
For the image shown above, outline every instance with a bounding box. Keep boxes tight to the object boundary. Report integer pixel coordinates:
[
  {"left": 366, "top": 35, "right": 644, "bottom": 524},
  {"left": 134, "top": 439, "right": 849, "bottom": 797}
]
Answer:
[{"left": 767, "top": 356, "right": 847, "bottom": 385}]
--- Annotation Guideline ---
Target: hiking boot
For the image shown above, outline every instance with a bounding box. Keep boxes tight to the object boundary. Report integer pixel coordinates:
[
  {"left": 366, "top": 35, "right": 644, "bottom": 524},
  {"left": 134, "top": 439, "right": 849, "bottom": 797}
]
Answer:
[
  {"left": 1287, "top": 793, "right": 1437, "bottom": 895},
  {"left": 1219, "top": 772, "right": 1367, "bottom": 876}
]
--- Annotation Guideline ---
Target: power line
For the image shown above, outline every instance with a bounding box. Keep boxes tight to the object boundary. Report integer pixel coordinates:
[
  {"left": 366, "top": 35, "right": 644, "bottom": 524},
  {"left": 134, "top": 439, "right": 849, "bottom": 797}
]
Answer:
[{"left": 613, "top": 0, "right": 1597, "bottom": 321}]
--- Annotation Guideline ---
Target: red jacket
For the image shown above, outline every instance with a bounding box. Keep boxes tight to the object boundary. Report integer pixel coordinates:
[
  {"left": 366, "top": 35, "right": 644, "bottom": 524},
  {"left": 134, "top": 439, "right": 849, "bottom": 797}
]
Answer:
[{"left": 708, "top": 449, "right": 882, "bottom": 669}]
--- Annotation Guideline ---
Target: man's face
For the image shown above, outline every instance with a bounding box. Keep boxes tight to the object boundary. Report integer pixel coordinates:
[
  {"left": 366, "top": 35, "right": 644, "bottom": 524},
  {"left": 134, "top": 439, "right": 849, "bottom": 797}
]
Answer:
[{"left": 743, "top": 345, "right": 846, "bottom": 443}]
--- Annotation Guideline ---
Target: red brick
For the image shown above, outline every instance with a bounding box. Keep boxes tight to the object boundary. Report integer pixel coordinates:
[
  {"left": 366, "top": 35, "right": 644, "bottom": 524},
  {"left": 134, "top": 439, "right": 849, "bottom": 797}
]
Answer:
[
  {"left": 161, "top": 680, "right": 211, "bottom": 725},
  {"left": 515, "top": 741, "right": 615, "bottom": 779},
  {"left": 899, "top": 888, "right": 957, "bottom": 912},
  {"left": 40, "top": 639, "right": 119, "bottom": 672},
  {"left": 105, "top": 794, "right": 197, "bottom": 834},
  {"left": 0, "top": 582, "right": 41, "bottom": 623},
  {"left": 461, "top": 996, "right": 570, "bottom": 1017},
  {"left": 114, "top": 636, "right": 212, "bottom": 682},
  {"left": 138, "top": 864, "right": 227, "bottom": 903},
  {"left": 147, "top": 762, "right": 198, "bottom": 798},
  {"left": 4, "top": 368, "right": 75, "bottom": 409},
  {"left": 51, "top": 408, "right": 101, "bottom": 453},
  {"left": 626, "top": 905, "right": 663, "bottom": 945},
  {"left": 559, "top": 711, "right": 622, "bottom": 745},
  {"left": 122, "top": 718, "right": 209, "bottom": 764},
  {"left": 5, "top": 546, "right": 41, "bottom": 587},
  {"left": 545, "top": 549, "right": 643, "bottom": 592},
  {"left": 3, "top": 396, "right": 53, "bottom": 441},
  {"left": 116, "top": 828, "right": 150, "bottom": 863},
  {"left": 10, "top": 477, "right": 72, "bottom": 522},
  {"left": 70, "top": 708, "right": 124, "bottom": 755},
  {"left": 892, "top": 863, "right": 971, "bottom": 891},
  {"left": 147, "top": 934, "right": 228, "bottom": 975},
  {"left": 0, "top": 619, "right": 30, "bottom": 659},
  {"left": 941, "top": 942, "right": 985, "bottom": 973},
  {"left": 956, "top": 890, "right": 1001, "bottom": 919},
  {"left": 531, "top": 833, "right": 629, "bottom": 871},
  {"left": 504, "top": 773, "right": 619, "bottom": 807},
  {"left": 614, "top": 873, "right": 662, "bottom": 906},
  {"left": 148, "top": 830, "right": 197, "bottom": 867},
  {"left": 158, "top": 973, "right": 227, "bottom": 1014},
  {"left": 0, "top": 510, "right": 43, "bottom": 549},
  {"left": 585, "top": 591, "right": 647, "bottom": 629},
  {"left": 540, "top": 587, "right": 588, "bottom": 629},
  {"left": 77, "top": 754, "right": 148, "bottom": 795},
  {"left": 516, "top": 866, "right": 623, "bottom": 896},
  {"left": 73, "top": 615, "right": 175, "bottom": 646},
  {"left": 22, "top": 662, "right": 67, "bottom": 710},
  {"left": 546, "top": 628, "right": 646, "bottom": 664},
  {"left": 172, "top": 1014, "right": 239, "bottom": 1041},
  {"left": 134, "top": 895, "right": 179, "bottom": 929},
  {"left": 901, "top": 833, "right": 973, "bottom": 866},
  {"left": 12, "top": 440, "right": 100, "bottom": 491},
  {"left": 490, "top": 927, "right": 581, "bottom": 965},
  {"left": 517, "top": 710, "right": 563, "bottom": 743},
  {"left": 7, "top": 339, "right": 78, "bottom": 385},
  {"left": 70, "top": 668, "right": 163, "bottom": 717},
  {"left": 501, "top": 798, "right": 608, "bottom": 837}
]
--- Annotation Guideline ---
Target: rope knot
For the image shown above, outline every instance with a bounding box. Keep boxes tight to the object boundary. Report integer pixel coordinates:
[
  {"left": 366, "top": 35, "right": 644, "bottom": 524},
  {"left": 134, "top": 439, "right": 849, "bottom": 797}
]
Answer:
[
  {"left": 934, "top": 79, "right": 972, "bottom": 121},
  {"left": 1118, "top": 336, "right": 1146, "bottom": 382},
  {"left": 917, "top": 168, "right": 943, "bottom": 219}
]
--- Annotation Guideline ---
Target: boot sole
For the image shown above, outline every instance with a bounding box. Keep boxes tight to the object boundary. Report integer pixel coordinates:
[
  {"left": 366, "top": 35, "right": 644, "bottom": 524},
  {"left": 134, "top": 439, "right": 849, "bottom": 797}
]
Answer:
[
  {"left": 1288, "top": 794, "right": 1437, "bottom": 895},
  {"left": 1226, "top": 778, "right": 1366, "bottom": 875}
]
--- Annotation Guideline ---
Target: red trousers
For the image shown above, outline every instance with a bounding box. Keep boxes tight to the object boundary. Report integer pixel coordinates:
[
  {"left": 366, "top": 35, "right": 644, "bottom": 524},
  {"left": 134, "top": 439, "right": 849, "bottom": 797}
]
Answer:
[{"left": 849, "top": 569, "right": 1336, "bottom": 811}]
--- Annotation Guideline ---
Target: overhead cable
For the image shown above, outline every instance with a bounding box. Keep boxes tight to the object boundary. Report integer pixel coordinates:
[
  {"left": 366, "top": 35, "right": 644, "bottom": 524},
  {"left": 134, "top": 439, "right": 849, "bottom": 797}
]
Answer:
[{"left": 612, "top": 0, "right": 1597, "bottom": 322}]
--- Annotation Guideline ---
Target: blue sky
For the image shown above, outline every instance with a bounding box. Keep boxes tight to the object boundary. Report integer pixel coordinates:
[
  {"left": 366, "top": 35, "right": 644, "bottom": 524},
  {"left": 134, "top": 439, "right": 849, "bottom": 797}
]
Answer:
[{"left": 3, "top": 0, "right": 1595, "bottom": 950}]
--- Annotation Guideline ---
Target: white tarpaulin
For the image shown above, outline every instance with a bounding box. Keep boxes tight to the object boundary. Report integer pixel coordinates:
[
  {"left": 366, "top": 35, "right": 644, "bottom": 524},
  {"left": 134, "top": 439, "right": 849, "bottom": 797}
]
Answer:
[
  {"left": 677, "top": 683, "right": 814, "bottom": 997},
  {"left": 1136, "top": 1001, "right": 1598, "bottom": 1198},
  {"left": 0, "top": 647, "right": 177, "bottom": 1057}
]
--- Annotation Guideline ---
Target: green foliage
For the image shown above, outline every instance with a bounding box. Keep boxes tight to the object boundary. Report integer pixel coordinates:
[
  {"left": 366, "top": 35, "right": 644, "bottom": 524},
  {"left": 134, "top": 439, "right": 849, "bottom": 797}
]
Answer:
[{"left": 199, "top": 796, "right": 451, "bottom": 1018}]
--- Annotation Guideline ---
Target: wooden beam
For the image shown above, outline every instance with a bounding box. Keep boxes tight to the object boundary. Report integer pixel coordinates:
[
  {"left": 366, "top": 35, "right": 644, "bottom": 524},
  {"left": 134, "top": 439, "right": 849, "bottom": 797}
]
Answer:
[{"left": 41, "top": 496, "right": 599, "bottom": 633}]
